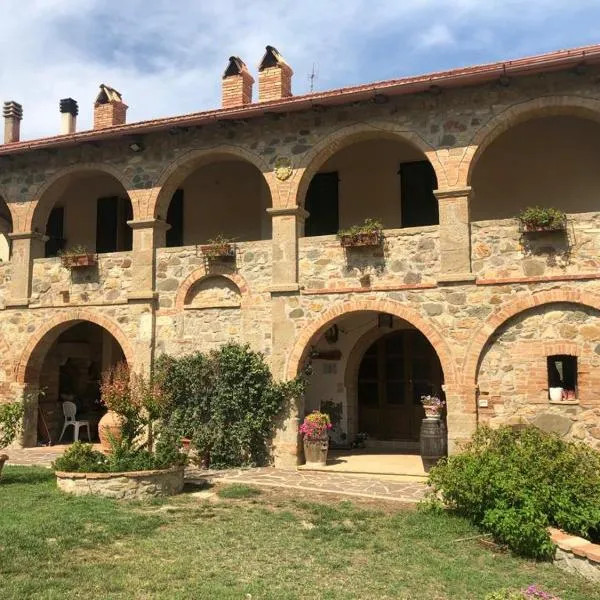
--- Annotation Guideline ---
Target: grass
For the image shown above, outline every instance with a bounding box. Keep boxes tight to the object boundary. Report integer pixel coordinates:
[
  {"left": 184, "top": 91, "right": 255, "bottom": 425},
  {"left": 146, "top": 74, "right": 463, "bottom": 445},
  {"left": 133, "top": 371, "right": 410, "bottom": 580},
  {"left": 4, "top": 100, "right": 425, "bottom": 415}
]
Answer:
[
  {"left": 0, "top": 467, "right": 598, "bottom": 600},
  {"left": 216, "top": 483, "right": 263, "bottom": 499}
]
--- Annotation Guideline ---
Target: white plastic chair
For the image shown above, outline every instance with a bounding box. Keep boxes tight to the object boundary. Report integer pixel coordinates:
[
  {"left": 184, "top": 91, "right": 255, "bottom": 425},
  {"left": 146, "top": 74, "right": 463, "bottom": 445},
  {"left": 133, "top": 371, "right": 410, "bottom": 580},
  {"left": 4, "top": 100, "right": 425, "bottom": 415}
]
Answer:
[{"left": 58, "top": 401, "right": 90, "bottom": 443}]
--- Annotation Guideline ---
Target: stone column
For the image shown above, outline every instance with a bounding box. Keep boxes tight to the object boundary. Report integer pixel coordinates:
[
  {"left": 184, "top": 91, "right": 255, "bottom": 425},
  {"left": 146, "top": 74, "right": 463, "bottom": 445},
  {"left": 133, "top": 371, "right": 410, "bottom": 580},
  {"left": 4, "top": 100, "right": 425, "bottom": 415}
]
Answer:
[
  {"left": 126, "top": 218, "right": 169, "bottom": 301},
  {"left": 434, "top": 186, "right": 474, "bottom": 283},
  {"left": 267, "top": 206, "right": 307, "bottom": 292},
  {"left": 443, "top": 382, "right": 478, "bottom": 454},
  {"left": 6, "top": 232, "right": 46, "bottom": 307}
]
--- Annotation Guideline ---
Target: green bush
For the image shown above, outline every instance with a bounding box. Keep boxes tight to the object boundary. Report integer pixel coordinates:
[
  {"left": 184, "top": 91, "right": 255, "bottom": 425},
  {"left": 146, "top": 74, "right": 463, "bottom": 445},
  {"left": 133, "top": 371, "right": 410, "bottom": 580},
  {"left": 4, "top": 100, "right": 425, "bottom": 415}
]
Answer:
[
  {"left": 428, "top": 425, "right": 600, "bottom": 559},
  {"left": 0, "top": 401, "right": 24, "bottom": 449},
  {"left": 158, "top": 342, "right": 305, "bottom": 469},
  {"left": 53, "top": 438, "right": 186, "bottom": 474}
]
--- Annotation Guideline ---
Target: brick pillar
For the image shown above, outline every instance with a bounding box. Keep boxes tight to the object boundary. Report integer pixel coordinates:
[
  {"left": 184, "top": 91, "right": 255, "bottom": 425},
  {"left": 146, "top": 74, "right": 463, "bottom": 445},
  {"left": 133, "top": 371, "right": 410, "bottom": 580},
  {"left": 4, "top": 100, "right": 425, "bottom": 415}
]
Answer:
[
  {"left": 443, "top": 382, "right": 478, "bottom": 453},
  {"left": 6, "top": 232, "right": 46, "bottom": 307},
  {"left": 127, "top": 219, "right": 169, "bottom": 301},
  {"left": 267, "top": 206, "right": 306, "bottom": 292},
  {"left": 435, "top": 186, "right": 474, "bottom": 283}
]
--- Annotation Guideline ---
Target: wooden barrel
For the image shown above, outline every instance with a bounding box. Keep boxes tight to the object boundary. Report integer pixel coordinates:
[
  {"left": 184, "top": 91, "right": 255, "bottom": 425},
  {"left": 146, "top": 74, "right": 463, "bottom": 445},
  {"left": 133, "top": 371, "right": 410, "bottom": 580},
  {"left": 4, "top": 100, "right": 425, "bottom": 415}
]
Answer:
[{"left": 420, "top": 418, "right": 445, "bottom": 471}]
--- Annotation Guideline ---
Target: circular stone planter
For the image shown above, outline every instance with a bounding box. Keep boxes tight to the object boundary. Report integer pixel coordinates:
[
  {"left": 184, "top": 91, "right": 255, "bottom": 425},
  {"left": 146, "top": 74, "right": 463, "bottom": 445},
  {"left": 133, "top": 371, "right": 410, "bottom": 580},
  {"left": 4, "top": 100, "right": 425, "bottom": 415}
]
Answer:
[{"left": 55, "top": 466, "right": 184, "bottom": 500}]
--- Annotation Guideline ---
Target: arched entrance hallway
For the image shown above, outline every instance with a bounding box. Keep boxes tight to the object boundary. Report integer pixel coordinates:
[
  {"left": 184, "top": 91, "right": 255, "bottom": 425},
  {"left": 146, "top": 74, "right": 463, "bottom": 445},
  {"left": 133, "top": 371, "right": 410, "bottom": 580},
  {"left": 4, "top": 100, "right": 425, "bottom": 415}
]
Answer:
[
  {"left": 301, "top": 310, "right": 446, "bottom": 471},
  {"left": 19, "top": 320, "right": 129, "bottom": 446}
]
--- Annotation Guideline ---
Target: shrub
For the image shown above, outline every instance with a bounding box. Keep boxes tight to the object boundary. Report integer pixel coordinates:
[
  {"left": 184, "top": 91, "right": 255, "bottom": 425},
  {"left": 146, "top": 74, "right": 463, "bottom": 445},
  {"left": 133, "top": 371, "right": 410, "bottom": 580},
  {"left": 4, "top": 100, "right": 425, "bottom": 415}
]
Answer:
[
  {"left": 428, "top": 425, "right": 600, "bottom": 559},
  {"left": 0, "top": 401, "right": 24, "bottom": 449},
  {"left": 159, "top": 343, "right": 305, "bottom": 469},
  {"left": 53, "top": 438, "right": 186, "bottom": 473}
]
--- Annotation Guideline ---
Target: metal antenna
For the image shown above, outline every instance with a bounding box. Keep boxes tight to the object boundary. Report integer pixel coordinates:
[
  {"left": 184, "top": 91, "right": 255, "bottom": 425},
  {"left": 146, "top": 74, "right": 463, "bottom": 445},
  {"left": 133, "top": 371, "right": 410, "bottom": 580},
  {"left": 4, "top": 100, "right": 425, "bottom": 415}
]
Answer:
[{"left": 308, "top": 63, "right": 319, "bottom": 93}]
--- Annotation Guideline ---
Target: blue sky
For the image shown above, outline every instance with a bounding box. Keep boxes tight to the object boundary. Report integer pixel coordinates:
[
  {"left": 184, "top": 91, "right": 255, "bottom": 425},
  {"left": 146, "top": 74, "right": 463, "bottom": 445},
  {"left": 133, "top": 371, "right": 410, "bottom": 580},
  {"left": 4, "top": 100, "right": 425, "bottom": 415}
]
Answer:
[{"left": 1, "top": 0, "right": 599, "bottom": 139}]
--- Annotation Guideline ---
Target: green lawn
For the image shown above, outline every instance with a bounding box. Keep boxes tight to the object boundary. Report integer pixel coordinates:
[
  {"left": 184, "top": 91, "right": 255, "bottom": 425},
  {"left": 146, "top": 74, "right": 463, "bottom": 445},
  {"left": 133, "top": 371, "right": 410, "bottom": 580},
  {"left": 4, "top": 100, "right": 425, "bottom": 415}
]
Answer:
[{"left": 0, "top": 467, "right": 597, "bottom": 600}]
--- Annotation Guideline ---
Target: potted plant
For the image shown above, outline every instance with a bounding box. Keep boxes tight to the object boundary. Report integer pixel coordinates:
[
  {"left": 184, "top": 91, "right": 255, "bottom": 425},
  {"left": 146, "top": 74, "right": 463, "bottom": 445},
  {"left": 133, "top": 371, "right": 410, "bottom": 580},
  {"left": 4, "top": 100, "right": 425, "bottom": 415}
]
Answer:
[
  {"left": 299, "top": 410, "right": 332, "bottom": 466},
  {"left": 421, "top": 394, "right": 445, "bottom": 419},
  {"left": 517, "top": 206, "right": 567, "bottom": 233},
  {"left": 0, "top": 401, "right": 24, "bottom": 480},
  {"left": 59, "top": 245, "right": 97, "bottom": 268},
  {"left": 337, "top": 218, "right": 383, "bottom": 248},
  {"left": 200, "top": 235, "right": 236, "bottom": 260}
]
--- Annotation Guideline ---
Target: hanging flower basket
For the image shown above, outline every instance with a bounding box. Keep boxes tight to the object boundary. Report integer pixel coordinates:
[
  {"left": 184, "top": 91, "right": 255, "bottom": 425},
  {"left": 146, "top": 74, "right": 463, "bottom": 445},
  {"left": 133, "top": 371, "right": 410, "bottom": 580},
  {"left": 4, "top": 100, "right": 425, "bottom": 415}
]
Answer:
[
  {"left": 200, "top": 236, "right": 236, "bottom": 261},
  {"left": 337, "top": 218, "right": 383, "bottom": 248},
  {"left": 60, "top": 253, "right": 97, "bottom": 268},
  {"left": 517, "top": 207, "right": 567, "bottom": 233}
]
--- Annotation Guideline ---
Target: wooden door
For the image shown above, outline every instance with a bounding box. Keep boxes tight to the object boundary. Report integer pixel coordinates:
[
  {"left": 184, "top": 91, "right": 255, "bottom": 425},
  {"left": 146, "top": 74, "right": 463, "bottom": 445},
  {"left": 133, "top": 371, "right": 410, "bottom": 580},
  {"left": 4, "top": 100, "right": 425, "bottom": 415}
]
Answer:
[{"left": 357, "top": 330, "right": 443, "bottom": 440}]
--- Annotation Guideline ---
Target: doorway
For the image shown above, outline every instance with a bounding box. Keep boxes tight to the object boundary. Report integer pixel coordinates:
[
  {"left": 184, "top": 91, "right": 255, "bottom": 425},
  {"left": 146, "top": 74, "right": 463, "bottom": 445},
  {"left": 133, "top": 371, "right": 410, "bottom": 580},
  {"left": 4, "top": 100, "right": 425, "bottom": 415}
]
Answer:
[{"left": 357, "top": 329, "right": 443, "bottom": 441}]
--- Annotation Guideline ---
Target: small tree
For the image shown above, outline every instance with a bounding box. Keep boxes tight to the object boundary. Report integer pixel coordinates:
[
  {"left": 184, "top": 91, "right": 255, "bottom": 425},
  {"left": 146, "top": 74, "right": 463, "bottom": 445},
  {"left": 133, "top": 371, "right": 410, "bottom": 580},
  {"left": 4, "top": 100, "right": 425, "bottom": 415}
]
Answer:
[{"left": 0, "top": 401, "right": 24, "bottom": 449}]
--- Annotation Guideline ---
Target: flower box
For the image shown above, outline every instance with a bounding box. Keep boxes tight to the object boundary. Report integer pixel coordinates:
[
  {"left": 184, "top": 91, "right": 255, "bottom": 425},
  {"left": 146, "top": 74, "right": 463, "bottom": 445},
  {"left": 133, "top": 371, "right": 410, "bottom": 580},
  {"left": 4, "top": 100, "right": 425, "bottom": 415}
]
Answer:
[
  {"left": 200, "top": 243, "right": 236, "bottom": 260},
  {"left": 60, "top": 253, "right": 97, "bottom": 268},
  {"left": 517, "top": 207, "right": 567, "bottom": 234},
  {"left": 519, "top": 219, "right": 567, "bottom": 233},
  {"left": 339, "top": 231, "right": 382, "bottom": 248}
]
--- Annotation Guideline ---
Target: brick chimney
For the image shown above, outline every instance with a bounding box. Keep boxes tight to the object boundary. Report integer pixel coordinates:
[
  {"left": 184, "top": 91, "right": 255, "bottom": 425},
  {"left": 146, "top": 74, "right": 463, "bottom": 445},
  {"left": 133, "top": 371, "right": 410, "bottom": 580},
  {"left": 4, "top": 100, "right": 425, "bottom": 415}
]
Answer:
[
  {"left": 60, "top": 98, "right": 78, "bottom": 134},
  {"left": 222, "top": 57, "right": 254, "bottom": 108},
  {"left": 94, "top": 84, "right": 127, "bottom": 129},
  {"left": 3, "top": 101, "right": 23, "bottom": 143},
  {"left": 258, "top": 46, "right": 293, "bottom": 102}
]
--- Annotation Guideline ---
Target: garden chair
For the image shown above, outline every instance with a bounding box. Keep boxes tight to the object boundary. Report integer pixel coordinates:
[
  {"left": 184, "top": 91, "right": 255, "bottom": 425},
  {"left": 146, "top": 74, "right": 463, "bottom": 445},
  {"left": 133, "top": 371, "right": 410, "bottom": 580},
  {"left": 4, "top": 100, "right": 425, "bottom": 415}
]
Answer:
[{"left": 58, "top": 401, "right": 90, "bottom": 443}]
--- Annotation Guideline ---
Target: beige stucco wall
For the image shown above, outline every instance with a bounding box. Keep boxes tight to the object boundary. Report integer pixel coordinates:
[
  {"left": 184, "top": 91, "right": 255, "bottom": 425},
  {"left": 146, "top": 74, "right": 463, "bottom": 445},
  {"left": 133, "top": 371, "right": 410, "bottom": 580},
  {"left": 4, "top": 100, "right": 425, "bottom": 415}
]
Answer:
[
  {"left": 472, "top": 116, "right": 600, "bottom": 221},
  {"left": 181, "top": 160, "right": 271, "bottom": 245},
  {"left": 314, "top": 138, "right": 426, "bottom": 230}
]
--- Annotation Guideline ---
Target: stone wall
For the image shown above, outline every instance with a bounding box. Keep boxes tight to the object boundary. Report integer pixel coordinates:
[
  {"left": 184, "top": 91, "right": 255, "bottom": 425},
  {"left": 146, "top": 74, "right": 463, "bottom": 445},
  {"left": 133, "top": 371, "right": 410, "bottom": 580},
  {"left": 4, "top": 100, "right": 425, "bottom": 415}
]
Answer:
[
  {"left": 299, "top": 227, "right": 439, "bottom": 290},
  {"left": 472, "top": 213, "right": 600, "bottom": 280},
  {"left": 477, "top": 302, "right": 600, "bottom": 447},
  {"left": 30, "top": 253, "right": 133, "bottom": 307}
]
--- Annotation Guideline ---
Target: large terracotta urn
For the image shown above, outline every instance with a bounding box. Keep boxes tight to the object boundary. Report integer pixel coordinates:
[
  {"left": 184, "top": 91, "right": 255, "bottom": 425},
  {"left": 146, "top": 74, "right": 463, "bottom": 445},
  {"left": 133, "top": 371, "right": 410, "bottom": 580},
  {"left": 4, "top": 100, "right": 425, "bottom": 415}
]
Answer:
[{"left": 98, "top": 410, "right": 122, "bottom": 452}]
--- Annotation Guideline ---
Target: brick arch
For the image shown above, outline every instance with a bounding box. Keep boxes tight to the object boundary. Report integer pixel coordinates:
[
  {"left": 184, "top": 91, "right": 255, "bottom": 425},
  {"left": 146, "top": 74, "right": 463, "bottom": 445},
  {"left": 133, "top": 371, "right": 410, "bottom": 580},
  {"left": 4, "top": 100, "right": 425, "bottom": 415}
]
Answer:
[
  {"left": 149, "top": 145, "right": 277, "bottom": 220},
  {"left": 293, "top": 121, "right": 448, "bottom": 210},
  {"left": 16, "top": 310, "right": 136, "bottom": 385},
  {"left": 461, "top": 95, "right": 600, "bottom": 187},
  {"left": 464, "top": 288, "right": 600, "bottom": 386},
  {"left": 285, "top": 298, "right": 458, "bottom": 387},
  {"left": 175, "top": 268, "right": 253, "bottom": 310},
  {"left": 25, "top": 162, "right": 135, "bottom": 233}
]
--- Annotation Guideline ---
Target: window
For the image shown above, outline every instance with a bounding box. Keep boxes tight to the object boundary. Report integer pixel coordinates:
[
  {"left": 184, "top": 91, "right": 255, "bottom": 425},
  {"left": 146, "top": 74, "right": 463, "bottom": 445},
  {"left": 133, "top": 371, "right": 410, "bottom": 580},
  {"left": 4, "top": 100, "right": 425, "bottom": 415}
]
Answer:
[
  {"left": 166, "top": 189, "right": 184, "bottom": 247},
  {"left": 547, "top": 355, "right": 577, "bottom": 396},
  {"left": 400, "top": 161, "right": 439, "bottom": 227},
  {"left": 96, "top": 196, "right": 132, "bottom": 253},
  {"left": 304, "top": 172, "right": 339, "bottom": 236},
  {"left": 45, "top": 206, "right": 65, "bottom": 257}
]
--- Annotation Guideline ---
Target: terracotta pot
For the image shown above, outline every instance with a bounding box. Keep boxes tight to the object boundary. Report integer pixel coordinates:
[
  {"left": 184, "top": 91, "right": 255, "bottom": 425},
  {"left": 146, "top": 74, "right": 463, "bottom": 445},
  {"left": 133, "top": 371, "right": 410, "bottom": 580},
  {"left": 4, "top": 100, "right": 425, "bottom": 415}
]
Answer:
[
  {"left": 303, "top": 435, "right": 329, "bottom": 466},
  {"left": 0, "top": 454, "right": 8, "bottom": 480},
  {"left": 98, "top": 410, "right": 122, "bottom": 452},
  {"left": 424, "top": 406, "right": 442, "bottom": 419}
]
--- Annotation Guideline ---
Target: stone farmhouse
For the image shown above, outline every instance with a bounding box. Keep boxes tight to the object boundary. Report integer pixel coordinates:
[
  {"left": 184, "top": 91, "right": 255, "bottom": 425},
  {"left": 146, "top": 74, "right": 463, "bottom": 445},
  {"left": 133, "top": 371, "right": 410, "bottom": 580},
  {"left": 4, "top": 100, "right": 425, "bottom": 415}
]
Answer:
[{"left": 0, "top": 44, "right": 599, "bottom": 468}]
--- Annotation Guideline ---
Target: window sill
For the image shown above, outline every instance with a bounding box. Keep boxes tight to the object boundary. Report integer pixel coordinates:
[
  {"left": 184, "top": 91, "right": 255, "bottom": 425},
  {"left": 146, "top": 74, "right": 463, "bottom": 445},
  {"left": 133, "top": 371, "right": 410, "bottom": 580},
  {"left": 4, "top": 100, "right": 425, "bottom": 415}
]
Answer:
[{"left": 548, "top": 399, "right": 579, "bottom": 406}]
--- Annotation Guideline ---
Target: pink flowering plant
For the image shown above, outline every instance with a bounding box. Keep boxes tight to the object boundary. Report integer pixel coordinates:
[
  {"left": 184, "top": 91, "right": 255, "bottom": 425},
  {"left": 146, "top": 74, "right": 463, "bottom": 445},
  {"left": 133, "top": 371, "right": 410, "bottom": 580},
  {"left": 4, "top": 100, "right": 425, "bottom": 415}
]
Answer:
[
  {"left": 486, "top": 585, "right": 561, "bottom": 600},
  {"left": 299, "top": 411, "right": 332, "bottom": 440},
  {"left": 420, "top": 395, "right": 445, "bottom": 411}
]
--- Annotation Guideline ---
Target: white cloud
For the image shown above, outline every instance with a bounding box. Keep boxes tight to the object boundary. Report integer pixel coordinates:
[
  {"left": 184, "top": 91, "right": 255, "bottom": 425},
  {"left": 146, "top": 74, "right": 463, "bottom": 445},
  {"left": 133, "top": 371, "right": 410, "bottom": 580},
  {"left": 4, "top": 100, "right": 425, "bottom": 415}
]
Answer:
[{"left": 0, "top": 0, "right": 598, "bottom": 140}]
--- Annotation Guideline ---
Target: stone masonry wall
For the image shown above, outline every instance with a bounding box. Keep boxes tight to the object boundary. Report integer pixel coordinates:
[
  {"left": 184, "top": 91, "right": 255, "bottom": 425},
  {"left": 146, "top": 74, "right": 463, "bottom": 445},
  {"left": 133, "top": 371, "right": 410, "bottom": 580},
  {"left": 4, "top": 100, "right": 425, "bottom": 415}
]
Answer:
[{"left": 472, "top": 212, "right": 600, "bottom": 281}]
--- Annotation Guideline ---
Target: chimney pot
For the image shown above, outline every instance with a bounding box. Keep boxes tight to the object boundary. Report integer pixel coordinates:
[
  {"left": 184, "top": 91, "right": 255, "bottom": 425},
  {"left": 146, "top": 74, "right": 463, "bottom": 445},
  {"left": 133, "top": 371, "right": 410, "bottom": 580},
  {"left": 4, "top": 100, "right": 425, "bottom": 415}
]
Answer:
[
  {"left": 222, "top": 56, "right": 254, "bottom": 108},
  {"left": 258, "top": 46, "right": 293, "bottom": 102},
  {"left": 3, "top": 101, "right": 23, "bottom": 144},
  {"left": 93, "top": 84, "right": 128, "bottom": 129},
  {"left": 60, "top": 98, "right": 78, "bottom": 134}
]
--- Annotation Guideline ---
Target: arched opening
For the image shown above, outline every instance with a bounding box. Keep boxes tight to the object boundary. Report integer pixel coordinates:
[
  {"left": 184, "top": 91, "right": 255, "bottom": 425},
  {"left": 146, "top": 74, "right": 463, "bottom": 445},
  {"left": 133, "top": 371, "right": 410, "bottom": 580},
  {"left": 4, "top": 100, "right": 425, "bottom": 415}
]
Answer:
[
  {"left": 475, "top": 302, "right": 600, "bottom": 446},
  {"left": 471, "top": 115, "right": 600, "bottom": 221},
  {"left": 302, "top": 138, "right": 438, "bottom": 237},
  {"left": 161, "top": 157, "right": 272, "bottom": 248},
  {"left": 22, "top": 320, "right": 127, "bottom": 446},
  {"left": 36, "top": 171, "right": 133, "bottom": 257},
  {"left": 303, "top": 310, "right": 445, "bottom": 470},
  {"left": 0, "top": 195, "right": 13, "bottom": 262}
]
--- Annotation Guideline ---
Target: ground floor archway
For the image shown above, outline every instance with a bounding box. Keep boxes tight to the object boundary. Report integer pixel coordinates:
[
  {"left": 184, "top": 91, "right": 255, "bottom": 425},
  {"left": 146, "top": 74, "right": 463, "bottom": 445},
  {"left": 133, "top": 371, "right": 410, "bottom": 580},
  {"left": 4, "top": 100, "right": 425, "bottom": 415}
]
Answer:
[
  {"left": 19, "top": 319, "right": 129, "bottom": 446},
  {"left": 302, "top": 310, "right": 446, "bottom": 453}
]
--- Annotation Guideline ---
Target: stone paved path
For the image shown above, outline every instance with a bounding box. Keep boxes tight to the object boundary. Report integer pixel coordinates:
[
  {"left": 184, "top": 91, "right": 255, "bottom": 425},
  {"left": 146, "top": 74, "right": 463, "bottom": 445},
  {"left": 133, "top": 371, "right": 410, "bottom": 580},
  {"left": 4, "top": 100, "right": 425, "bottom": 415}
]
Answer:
[
  {"left": 188, "top": 467, "right": 427, "bottom": 503},
  {"left": 6, "top": 448, "right": 428, "bottom": 503}
]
